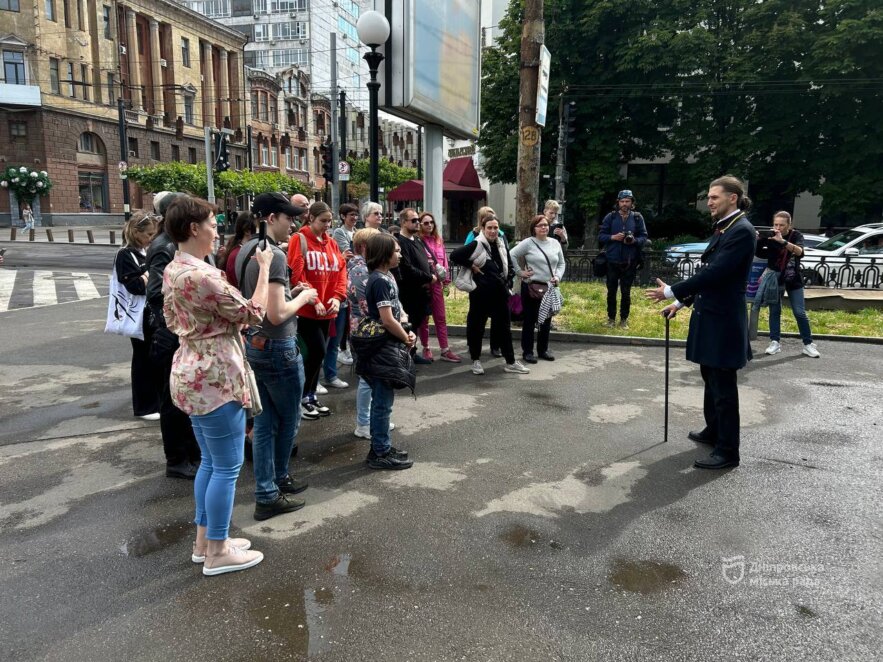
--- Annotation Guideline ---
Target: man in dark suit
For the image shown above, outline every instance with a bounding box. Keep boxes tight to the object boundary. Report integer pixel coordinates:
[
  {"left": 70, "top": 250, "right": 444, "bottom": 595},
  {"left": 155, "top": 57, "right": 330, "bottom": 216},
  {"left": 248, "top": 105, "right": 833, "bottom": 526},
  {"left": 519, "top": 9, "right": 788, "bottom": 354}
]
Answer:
[
  {"left": 646, "top": 175, "right": 756, "bottom": 469},
  {"left": 393, "top": 208, "right": 435, "bottom": 364}
]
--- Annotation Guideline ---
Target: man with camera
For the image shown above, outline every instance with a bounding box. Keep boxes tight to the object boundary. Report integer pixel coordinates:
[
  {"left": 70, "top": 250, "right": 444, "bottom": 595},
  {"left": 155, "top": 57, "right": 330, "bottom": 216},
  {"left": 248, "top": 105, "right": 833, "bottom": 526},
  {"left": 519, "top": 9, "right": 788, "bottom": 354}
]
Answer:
[{"left": 599, "top": 190, "right": 648, "bottom": 329}]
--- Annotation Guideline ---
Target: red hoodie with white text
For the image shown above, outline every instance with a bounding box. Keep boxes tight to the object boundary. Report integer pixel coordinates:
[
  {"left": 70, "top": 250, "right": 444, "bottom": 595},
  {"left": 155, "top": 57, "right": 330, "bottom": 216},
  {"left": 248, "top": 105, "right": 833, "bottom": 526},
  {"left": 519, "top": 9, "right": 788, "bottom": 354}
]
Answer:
[{"left": 287, "top": 225, "right": 347, "bottom": 320}]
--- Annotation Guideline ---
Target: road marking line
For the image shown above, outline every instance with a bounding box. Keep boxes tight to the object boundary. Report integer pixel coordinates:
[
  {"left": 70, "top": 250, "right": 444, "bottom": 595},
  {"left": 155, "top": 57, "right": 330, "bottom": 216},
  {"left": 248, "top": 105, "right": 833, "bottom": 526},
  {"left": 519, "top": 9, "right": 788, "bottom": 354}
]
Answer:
[
  {"left": 72, "top": 272, "right": 102, "bottom": 300},
  {"left": 31, "top": 271, "right": 59, "bottom": 308},
  {"left": 0, "top": 270, "right": 15, "bottom": 312}
]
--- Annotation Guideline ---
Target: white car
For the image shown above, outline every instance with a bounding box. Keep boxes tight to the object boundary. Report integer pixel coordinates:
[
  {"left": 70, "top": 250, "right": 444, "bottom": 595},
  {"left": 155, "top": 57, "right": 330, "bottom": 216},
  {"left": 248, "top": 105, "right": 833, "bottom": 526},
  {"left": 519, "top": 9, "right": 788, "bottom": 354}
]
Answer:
[{"left": 800, "top": 224, "right": 883, "bottom": 288}]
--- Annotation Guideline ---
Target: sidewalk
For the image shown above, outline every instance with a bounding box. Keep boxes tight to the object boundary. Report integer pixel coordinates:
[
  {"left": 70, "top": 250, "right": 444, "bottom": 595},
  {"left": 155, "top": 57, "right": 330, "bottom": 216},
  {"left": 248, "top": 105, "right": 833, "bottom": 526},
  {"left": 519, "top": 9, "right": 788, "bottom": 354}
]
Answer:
[{"left": 4, "top": 225, "right": 125, "bottom": 246}]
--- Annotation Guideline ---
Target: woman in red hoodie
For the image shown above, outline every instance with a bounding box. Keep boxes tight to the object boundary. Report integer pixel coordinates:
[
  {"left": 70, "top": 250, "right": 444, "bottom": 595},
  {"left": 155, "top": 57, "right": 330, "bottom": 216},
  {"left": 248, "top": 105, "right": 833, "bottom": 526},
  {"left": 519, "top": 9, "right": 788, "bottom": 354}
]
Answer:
[{"left": 287, "top": 201, "right": 348, "bottom": 419}]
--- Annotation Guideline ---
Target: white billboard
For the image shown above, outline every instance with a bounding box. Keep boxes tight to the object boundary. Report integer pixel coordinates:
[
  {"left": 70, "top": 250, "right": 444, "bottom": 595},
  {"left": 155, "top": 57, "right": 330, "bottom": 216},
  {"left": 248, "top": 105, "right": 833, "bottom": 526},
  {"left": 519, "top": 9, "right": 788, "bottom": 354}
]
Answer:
[{"left": 372, "top": 0, "right": 481, "bottom": 140}]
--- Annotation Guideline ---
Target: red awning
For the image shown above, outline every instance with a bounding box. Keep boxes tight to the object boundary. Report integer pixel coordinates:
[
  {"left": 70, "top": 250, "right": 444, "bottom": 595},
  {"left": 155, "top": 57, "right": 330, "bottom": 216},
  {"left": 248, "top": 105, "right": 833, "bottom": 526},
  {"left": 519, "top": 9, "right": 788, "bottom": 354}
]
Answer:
[{"left": 386, "top": 157, "right": 486, "bottom": 201}]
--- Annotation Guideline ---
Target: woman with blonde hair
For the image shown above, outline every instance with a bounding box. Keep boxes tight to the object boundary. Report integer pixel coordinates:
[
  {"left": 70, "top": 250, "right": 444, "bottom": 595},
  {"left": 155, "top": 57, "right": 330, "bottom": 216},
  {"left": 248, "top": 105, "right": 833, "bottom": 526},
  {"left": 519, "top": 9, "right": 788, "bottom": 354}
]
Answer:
[{"left": 116, "top": 210, "right": 160, "bottom": 420}]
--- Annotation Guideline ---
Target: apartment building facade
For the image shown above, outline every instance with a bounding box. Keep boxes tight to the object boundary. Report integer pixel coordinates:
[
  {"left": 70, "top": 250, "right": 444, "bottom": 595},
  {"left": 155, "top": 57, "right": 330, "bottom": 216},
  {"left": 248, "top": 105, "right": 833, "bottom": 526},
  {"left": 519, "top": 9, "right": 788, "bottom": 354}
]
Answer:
[{"left": 0, "top": 0, "right": 247, "bottom": 225}]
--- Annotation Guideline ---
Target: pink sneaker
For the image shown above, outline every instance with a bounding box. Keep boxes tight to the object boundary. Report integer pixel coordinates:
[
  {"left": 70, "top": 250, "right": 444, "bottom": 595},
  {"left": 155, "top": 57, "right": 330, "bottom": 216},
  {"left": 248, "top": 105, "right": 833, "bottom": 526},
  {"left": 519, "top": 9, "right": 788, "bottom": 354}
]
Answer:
[
  {"left": 422, "top": 348, "right": 434, "bottom": 362},
  {"left": 440, "top": 349, "right": 462, "bottom": 363}
]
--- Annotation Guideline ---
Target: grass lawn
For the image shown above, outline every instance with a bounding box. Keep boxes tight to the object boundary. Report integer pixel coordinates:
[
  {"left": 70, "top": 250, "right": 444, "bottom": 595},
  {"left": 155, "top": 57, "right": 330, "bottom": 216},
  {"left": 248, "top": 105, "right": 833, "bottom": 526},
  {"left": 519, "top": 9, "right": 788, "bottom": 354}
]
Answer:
[{"left": 443, "top": 283, "right": 883, "bottom": 340}]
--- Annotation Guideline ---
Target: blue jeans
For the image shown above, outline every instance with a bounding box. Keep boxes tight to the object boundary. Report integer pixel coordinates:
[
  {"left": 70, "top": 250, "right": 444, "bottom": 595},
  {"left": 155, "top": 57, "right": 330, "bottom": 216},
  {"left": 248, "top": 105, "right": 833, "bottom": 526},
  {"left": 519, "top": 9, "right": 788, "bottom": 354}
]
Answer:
[
  {"left": 323, "top": 306, "right": 348, "bottom": 381},
  {"left": 356, "top": 377, "right": 372, "bottom": 427},
  {"left": 769, "top": 287, "right": 813, "bottom": 345},
  {"left": 191, "top": 401, "right": 246, "bottom": 540},
  {"left": 366, "top": 377, "right": 394, "bottom": 455},
  {"left": 246, "top": 336, "right": 304, "bottom": 504}
]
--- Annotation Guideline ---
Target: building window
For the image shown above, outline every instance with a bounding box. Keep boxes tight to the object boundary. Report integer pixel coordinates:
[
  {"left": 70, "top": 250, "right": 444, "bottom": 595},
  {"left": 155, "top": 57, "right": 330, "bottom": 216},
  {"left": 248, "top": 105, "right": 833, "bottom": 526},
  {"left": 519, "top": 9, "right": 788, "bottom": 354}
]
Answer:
[
  {"left": 66, "top": 62, "right": 76, "bottom": 97},
  {"left": 62, "top": 0, "right": 70, "bottom": 27},
  {"left": 45, "top": 0, "right": 55, "bottom": 21},
  {"left": 79, "top": 173, "right": 107, "bottom": 212},
  {"left": 269, "top": 146, "right": 278, "bottom": 167},
  {"left": 188, "top": 147, "right": 197, "bottom": 163},
  {"left": 0, "top": 0, "right": 21, "bottom": 11},
  {"left": 78, "top": 132, "right": 98, "bottom": 152},
  {"left": 80, "top": 64, "right": 89, "bottom": 100},
  {"left": 150, "top": 141, "right": 160, "bottom": 160},
  {"left": 3, "top": 51, "right": 25, "bottom": 85},
  {"left": 187, "top": 1, "right": 230, "bottom": 19},
  {"left": 76, "top": 0, "right": 83, "bottom": 30},
  {"left": 235, "top": 154, "right": 243, "bottom": 170},
  {"left": 299, "top": 148, "right": 306, "bottom": 170},
  {"left": 284, "top": 147, "right": 292, "bottom": 170},
  {"left": 106, "top": 73, "right": 115, "bottom": 102},
  {"left": 250, "top": 92, "right": 258, "bottom": 119},
  {"left": 269, "top": 95, "right": 277, "bottom": 122},
  {"left": 127, "top": 136, "right": 138, "bottom": 157},
  {"left": 184, "top": 95, "right": 194, "bottom": 124},
  {"left": 9, "top": 120, "right": 26, "bottom": 137},
  {"left": 260, "top": 142, "right": 269, "bottom": 165},
  {"left": 259, "top": 94, "right": 268, "bottom": 122},
  {"left": 102, "top": 5, "right": 111, "bottom": 38},
  {"left": 254, "top": 23, "right": 270, "bottom": 42},
  {"left": 337, "top": 16, "right": 358, "bottom": 41},
  {"left": 181, "top": 38, "right": 190, "bottom": 68},
  {"left": 171, "top": 144, "right": 180, "bottom": 161},
  {"left": 269, "top": 0, "right": 306, "bottom": 13}
]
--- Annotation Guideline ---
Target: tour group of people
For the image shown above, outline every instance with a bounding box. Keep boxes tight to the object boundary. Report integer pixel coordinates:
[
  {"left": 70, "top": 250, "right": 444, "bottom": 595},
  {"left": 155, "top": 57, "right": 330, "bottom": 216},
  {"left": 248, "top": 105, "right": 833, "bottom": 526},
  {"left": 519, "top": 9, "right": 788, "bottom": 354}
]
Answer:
[{"left": 111, "top": 178, "right": 819, "bottom": 576}]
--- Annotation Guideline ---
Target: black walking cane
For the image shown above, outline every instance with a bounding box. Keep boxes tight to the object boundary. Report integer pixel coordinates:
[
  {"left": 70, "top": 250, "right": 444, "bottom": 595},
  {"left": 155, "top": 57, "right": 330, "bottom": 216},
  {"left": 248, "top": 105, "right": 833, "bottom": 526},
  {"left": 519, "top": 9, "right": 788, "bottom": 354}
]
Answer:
[{"left": 664, "top": 314, "right": 670, "bottom": 443}]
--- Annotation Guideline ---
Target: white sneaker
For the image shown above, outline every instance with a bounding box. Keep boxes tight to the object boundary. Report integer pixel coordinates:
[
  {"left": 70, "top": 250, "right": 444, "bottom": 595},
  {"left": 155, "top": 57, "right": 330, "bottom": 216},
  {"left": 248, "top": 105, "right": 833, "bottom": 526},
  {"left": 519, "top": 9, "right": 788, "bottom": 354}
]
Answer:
[
  {"left": 802, "top": 342, "right": 820, "bottom": 358},
  {"left": 504, "top": 361, "right": 530, "bottom": 374},
  {"left": 354, "top": 425, "right": 370, "bottom": 439},
  {"left": 138, "top": 413, "right": 160, "bottom": 421},
  {"left": 765, "top": 341, "right": 781, "bottom": 355},
  {"left": 338, "top": 349, "right": 354, "bottom": 365},
  {"left": 472, "top": 360, "right": 484, "bottom": 375},
  {"left": 322, "top": 377, "right": 349, "bottom": 389},
  {"left": 315, "top": 383, "right": 328, "bottom": 395}
]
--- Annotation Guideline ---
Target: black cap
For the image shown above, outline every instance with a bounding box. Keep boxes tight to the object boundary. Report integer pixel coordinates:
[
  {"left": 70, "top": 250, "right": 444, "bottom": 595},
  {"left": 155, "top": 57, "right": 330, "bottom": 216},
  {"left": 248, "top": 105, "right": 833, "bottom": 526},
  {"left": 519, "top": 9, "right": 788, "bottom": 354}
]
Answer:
[{"left": 251, "top": 192, "right": 305, "bottom": 219}]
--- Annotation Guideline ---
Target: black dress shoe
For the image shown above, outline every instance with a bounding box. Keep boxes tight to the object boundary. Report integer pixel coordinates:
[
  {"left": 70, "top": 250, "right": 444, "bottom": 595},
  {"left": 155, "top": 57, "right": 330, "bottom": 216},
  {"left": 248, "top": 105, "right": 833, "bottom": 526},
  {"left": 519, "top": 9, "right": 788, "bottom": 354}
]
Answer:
[
  {"left": 277, "top": 475, "right": 308, "bottom": 495},
  {"left": 688, "top": 430, "right": 716, "bottom": 445},
  {"left": 366, "top": 450, "right": 413, "bottom": 470},
  {"left": 166, "top": 461, "right": 197, "bottom": 480},
  {"left": 694, "top": 453, "right": 739, "bottom": 470},
  {"left": 254, "top": 493, "right": 306, "bottom": 520},
  {"left": 366, "top": 446, "right": 409, "bottom": 462},
  {"left": 491, "top": 348, "right": 503, "bottom": 358},
  {"left": 538, "top": 352, "right": 555, "bottom": 361},
  {"left": 522, "top": 353, "right": 538, "bottom": 364}
]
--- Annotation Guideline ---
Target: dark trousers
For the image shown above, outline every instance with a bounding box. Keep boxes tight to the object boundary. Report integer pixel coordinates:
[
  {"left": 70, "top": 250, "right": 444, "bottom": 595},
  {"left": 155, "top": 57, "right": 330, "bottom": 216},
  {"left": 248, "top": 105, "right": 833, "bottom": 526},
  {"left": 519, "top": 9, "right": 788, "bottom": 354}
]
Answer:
[
  {"left": 606, "top": 262, "right": 637, "bottom": 321},
  {"left": 700, "top": 365, "right": 740, "bottom": 460},
  {"left": 466, "top": 290, "right": 515, "bottom": 363},
  {"left": 298, "top": 317, "right": 331, "bottom": 398},
  {"left": 130, "top": 336, "right": 159, "bottom": 416},
  {"left": 520, "top": 281, "right": 551, "bottom": 357},
  {"left": 154, "top": 344, "right": 200, "bottom": 466}
]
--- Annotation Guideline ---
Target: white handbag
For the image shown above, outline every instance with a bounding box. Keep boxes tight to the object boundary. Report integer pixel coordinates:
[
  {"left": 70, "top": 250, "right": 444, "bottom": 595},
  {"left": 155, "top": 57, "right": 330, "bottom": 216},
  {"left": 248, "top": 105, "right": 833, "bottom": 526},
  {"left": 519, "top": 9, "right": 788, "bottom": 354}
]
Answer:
[
  {"left": 454, "top": 265, "right": 476, "bottom": 292},
  {"left": 104, "top": 251, "right": 146, "bottom": 340}
]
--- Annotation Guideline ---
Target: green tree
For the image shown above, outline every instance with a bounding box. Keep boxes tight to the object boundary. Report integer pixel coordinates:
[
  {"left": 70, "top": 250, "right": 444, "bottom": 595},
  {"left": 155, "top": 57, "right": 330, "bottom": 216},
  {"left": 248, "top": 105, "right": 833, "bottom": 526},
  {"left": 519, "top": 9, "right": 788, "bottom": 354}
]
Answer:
[
  {"left": 127, "top": 163, "right": 311, "bottom": 199},
  {"left": 349, "top": 158, "right": 417, "bottom": 195}
]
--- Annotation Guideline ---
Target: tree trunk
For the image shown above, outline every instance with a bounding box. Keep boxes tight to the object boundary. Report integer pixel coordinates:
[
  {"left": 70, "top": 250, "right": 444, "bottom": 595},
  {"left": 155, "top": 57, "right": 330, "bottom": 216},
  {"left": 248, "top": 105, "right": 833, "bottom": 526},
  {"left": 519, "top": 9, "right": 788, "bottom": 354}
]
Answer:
[{"left": 515, "top": 0, "right": 544, "bottom": 240}]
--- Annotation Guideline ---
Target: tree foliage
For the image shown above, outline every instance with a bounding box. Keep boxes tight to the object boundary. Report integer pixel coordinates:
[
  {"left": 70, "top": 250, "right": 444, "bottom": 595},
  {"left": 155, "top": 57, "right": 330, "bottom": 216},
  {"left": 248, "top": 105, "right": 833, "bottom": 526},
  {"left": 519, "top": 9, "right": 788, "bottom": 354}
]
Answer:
[
  {"left": 349, "top": 158, "right": 418, "bottom": 195},
  {"left": 127, "top": 162, "right": 312, "bottom": 200},
  {"left": 479, "top": 0, "right": 883, "bottom": 235}
]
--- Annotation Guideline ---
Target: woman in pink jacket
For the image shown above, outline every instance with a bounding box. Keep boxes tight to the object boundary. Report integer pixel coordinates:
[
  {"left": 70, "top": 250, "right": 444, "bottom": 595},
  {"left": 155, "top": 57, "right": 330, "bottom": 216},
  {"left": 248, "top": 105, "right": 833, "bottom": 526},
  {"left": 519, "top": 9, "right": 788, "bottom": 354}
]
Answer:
[{"left": 417, "top": 212, "right": 461, "bottom": 362}]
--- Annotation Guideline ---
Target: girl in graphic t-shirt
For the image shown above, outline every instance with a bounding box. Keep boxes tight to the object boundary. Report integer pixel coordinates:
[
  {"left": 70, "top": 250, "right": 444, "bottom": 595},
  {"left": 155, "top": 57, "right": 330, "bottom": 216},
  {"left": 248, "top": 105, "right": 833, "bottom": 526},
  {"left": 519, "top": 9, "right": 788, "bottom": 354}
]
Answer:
[{"left": 361, "top": 233, "right": 415, "bottom": 470}]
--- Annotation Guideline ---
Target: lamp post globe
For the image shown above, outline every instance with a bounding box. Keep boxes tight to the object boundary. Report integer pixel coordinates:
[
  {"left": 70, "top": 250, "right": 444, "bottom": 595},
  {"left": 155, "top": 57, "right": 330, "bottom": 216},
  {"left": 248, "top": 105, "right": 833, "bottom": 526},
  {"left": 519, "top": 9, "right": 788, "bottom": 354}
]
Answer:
[
  {"left": 356, "top": 11, "right": 390, "bottom": 47},
  {"left": 358, "top": 10, "right": 390, "bottom": 203}
]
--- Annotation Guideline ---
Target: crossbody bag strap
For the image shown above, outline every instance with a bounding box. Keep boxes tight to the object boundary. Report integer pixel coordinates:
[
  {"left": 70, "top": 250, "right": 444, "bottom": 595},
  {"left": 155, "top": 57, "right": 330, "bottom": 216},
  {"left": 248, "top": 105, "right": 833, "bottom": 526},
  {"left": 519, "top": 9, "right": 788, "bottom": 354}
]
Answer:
[
  {"left": 237, "top": 243, "right": 260, "bottom": 292},
  {"left": 529, "top": 238, "right": 555, "bottom": 283}
]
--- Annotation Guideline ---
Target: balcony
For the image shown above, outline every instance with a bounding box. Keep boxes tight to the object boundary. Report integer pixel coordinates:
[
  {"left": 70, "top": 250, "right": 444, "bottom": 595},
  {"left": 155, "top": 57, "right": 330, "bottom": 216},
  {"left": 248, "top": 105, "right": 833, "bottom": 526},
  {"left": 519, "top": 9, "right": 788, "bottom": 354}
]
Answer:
[{"left": 0, "top": 83, "right": 41, "bottom": 107}]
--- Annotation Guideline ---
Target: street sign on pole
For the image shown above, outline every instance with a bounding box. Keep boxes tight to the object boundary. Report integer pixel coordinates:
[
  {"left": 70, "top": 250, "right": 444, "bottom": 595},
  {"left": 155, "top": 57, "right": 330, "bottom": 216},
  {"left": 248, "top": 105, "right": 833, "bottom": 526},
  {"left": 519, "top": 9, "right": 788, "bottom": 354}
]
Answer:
[
  {"left": 338, "top": 160, "right": 351, "bottom": 182},
  {"left": 535, "top": 45, "right": 551, "bottom": 126}
]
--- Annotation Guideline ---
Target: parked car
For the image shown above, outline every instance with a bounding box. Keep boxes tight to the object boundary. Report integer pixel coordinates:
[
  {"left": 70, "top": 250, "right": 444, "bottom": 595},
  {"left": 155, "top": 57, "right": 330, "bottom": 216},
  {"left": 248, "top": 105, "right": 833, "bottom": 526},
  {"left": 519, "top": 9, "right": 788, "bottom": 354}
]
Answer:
[{"left": 800, "top": 225, "right": 883, "bottom": 288}]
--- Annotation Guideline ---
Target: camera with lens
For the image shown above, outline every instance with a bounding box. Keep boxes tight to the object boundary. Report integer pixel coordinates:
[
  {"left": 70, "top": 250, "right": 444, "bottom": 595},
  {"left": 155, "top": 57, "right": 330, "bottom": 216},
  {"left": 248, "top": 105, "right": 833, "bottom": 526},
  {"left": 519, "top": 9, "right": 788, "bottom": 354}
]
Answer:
[{"left": 623, "top": 230, "right": 635, "bottom": 245}]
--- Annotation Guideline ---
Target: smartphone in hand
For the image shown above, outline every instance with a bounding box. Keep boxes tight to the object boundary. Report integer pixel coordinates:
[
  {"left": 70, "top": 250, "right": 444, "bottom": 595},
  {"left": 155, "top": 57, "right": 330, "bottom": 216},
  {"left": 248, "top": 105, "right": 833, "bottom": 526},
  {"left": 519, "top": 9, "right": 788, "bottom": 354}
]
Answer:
[{"left": 258, "top": 220, "right": 267, "bottom": 249}]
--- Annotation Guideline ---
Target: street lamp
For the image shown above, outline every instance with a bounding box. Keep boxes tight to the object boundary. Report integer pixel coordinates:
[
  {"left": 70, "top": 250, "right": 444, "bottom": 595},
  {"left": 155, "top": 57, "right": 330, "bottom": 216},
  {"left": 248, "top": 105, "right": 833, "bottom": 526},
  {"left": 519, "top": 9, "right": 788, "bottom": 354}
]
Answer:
[{"left": 357, "top": 10, "right": 390, "bottom": 203}]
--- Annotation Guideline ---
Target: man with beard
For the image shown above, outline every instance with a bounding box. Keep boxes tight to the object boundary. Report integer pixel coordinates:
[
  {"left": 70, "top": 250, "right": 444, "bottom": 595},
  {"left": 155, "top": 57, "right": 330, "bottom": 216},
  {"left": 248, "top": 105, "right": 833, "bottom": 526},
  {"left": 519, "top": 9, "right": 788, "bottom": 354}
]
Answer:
[{"left": 393, "top": 208, "right": 435, "bottom": 365}]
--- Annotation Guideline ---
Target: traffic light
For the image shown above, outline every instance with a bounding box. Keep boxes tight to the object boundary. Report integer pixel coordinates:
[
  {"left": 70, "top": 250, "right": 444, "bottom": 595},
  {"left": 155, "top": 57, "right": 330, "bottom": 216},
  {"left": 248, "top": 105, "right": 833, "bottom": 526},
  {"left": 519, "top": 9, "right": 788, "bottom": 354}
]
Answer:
[
  {"left": 321, "top": 139, "right": 335, "bottom": 182},
  {"left": 213, "top": 131, "right": 230, "bottom": 172},
  {"left": 564, "top": 101, "right": 577, "bottom": 145}
]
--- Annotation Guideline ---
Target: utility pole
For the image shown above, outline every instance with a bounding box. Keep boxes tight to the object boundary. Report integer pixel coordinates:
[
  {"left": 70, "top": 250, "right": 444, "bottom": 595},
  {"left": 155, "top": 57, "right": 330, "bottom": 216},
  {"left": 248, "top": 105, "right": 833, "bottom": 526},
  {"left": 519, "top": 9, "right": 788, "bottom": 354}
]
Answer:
[
  {"left": 117, "top": 97, "right": 131, "bottom": 221},
  {"left": 515, "top": 0, "right": 544, "bottom": 239},
  {"left": 416, "top": 126, "right": 423, "bottom": 180},
  {"left": 328, "top": 32, "right": 339, "bottom": 214},
  {"left": 339, "top": 89, "right": 347, "bottom": 202},
  {"left": 204, "top": 125, "right": 215, "bottom": 204},
  {"left": 554, "top": 97, "right": 575, "bottom": 221}
]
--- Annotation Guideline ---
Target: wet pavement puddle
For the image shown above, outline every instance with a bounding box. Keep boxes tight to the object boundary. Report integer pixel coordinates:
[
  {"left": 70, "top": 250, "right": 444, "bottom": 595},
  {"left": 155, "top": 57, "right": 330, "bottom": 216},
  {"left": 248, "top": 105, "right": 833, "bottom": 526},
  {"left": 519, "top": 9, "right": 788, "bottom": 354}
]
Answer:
[
  {"left": 120, "top": 520, "right": 191, "bottom": 557},
  {"left": 500, "top": 524, "right": 565, "bottom": 551},
  {"left": 609, "top": 559, "right": 687, "bottom": 594}
]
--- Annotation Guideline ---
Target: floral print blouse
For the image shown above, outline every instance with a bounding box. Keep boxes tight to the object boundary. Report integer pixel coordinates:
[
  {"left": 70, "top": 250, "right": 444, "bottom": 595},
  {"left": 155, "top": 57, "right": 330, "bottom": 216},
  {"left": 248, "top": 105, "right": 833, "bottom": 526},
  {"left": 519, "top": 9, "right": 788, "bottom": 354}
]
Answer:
[
  {"left": 163, "top": 251, "right": 265, "bottom": 415},
  {"left": 346, "top": 254, "right": 371, "bottom": 333}
]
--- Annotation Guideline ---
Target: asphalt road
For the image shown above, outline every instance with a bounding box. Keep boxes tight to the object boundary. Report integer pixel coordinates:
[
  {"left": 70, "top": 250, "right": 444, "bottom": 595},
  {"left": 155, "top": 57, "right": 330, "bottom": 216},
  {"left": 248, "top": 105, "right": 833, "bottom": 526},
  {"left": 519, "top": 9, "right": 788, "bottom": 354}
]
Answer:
[
  {"left": 0, "top": 289, "right": 880, "bottom": 660},
  {"left": 0, "top": 241, "right": 117, "bottom": 273}
]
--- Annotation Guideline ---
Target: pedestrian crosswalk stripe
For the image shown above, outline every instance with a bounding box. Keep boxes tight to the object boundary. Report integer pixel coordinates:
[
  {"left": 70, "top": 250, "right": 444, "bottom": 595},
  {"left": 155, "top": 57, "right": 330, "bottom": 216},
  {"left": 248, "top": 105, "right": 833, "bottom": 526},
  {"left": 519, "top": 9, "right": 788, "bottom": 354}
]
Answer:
[{"left": 0, "top": 270, "right": 108, "bottom": 312}]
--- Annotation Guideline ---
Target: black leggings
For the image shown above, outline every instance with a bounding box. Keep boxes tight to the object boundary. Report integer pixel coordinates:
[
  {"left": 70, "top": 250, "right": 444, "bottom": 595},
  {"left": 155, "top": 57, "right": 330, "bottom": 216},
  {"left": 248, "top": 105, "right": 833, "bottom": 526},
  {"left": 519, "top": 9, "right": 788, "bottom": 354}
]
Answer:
[
  {"left": 520, "top": 281, "right": 552, "bottom": 356},
  {"left": 298, "top": 317, "right": 331, "bottom": 399},
  {"left": 466, "top": 290, "right": 515, "bottom": 363}
]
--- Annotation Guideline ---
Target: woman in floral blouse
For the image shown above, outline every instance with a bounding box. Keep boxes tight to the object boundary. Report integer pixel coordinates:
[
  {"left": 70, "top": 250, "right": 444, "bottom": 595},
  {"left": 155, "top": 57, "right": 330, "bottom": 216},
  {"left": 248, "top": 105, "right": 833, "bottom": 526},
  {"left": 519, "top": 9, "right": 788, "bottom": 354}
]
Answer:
[{"left": 162, "top": 195, "right": 272, "bottom": 577}]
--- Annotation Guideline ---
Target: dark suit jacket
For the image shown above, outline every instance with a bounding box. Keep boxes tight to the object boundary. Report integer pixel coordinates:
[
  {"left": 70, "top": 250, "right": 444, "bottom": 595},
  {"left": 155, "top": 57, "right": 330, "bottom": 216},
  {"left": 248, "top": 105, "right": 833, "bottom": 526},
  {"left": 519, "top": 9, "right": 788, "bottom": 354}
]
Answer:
[
  {"left": 393, "top": 234, "right": 433, "bottom": 313},
  {"left": 145, "top": 231, "right": 176, "bottom": 328},
  {"left": 671, "top": 214, "right": 756, "bottom": 370}
]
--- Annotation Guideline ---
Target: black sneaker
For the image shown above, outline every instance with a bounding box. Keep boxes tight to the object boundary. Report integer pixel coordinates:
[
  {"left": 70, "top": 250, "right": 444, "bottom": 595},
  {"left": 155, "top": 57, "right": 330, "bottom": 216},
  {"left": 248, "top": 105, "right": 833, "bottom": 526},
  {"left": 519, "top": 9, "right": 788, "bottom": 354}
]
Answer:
[
  {"left": 365, "top": 446, "right": 409, "bottom": 463},
  {"left": 312, "top": 401, "right": 331, "bottom": 416},
  {"left": 277, "top": 475, "right": 309, "bottom": 495},
  {"left": 491, "top": 348, "right": 503, "bottom": 358},
  {"left": 166, "top": 461, "right": 197, "bottom": 480},
  {"left": 301, "top": 403, "right": 320, "bottom": 420},
  {"left": 366, "top": 450, "right": 413, "bottom": 470},
  {"left": 254, "top": 493, "right": 306, "bottom": 521},
  {"left": 522, "top": 353, "right": 538, "bottom": 364}
]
